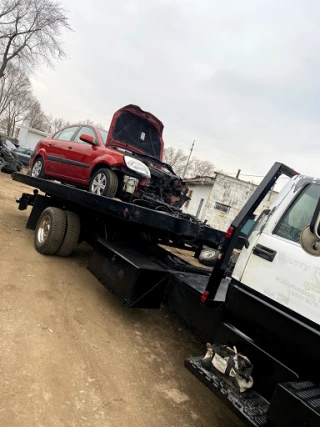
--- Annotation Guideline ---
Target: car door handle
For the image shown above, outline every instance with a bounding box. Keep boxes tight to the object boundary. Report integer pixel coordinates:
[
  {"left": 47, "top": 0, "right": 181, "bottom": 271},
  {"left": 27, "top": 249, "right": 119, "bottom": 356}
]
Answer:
[
  {"left": 67, "top": 146, "right": 72, "bottom": 149},
  {"left": 253, "top": 244, "right": 277, "bottom": 262},
  {"left": 47, "top": 143, "right": 51, "bottom": 146}
]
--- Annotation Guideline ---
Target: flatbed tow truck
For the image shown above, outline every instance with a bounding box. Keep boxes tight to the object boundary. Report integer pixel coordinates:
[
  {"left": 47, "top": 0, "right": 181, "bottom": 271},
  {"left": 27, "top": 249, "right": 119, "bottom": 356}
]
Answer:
[{"left": 12, "top": 163, "right": 320, "bottom": 426}]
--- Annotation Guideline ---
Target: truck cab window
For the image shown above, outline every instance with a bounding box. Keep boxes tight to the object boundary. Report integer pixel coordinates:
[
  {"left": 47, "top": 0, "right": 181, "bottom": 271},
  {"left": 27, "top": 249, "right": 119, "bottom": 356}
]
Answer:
[{"left": 274, "top": 184, "right": 320, "bottom": 244}]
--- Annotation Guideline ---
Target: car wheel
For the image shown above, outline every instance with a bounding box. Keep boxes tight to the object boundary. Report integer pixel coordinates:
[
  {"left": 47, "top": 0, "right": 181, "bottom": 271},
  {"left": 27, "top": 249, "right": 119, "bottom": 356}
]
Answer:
[
  {"left": 56, "top": 211, "right": 81, "bottom": 257},
  {"left": 34, "top": 207, "right": 67, "bottom": 255},
  {"left": 89, "top": 168, "right": 118, "bottom": 197},
  {"left": 199, "top": 248, "right": 219, "bottom": 266},
  {"left": 31, "top": 157, "right": 44, "bottom": 178}
]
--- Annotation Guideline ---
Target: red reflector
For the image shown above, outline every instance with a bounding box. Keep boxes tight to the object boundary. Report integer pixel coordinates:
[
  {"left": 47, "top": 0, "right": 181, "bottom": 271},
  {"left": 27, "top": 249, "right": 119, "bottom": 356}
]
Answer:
[
  {"left": 124, "top": 208, "right": 129, "bottom": 217},
  {"left": 201, "top": 291, "right": 209, "bottom": 303},
  {"left": 226, "top": 227, "right": 234, "bottom": 239}
]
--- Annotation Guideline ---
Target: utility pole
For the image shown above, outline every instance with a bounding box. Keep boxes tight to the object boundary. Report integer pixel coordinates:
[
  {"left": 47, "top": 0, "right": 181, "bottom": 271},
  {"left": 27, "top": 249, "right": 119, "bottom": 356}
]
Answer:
[{"left": 183, "top": 140, "right": 195, "bottom": 178}]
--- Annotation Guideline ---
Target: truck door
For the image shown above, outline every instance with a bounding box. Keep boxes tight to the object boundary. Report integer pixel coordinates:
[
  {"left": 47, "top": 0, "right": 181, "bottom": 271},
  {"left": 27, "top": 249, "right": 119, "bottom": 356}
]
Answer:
[{"left": 238, "top": 183, "right": 320, "bottom": 326}]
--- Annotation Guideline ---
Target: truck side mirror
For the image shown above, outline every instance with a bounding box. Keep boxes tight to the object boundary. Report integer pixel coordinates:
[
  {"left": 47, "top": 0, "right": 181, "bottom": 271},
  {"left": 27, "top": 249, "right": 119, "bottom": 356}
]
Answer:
[
  {"left": 301, "top": 196, "right": 320, "bottom": 256},
  {"left": 310, "top": 196, "right": 320, "bottom": 238}
]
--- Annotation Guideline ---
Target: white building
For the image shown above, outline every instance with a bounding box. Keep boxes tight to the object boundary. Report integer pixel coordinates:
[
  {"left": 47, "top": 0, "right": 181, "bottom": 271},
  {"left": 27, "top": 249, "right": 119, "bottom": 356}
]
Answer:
[
  {"left": 17, "top": 126, "right": 48, "bottom": 150},
  {"left": 183, "top": 173, "right": 277, "bottom": 232}
]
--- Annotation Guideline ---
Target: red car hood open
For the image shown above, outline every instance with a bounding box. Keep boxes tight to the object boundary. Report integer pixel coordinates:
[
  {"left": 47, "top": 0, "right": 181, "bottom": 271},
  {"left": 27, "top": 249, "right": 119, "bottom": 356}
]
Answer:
[{"left": 106, "top": 104, "right": 164, "bottom": 161}]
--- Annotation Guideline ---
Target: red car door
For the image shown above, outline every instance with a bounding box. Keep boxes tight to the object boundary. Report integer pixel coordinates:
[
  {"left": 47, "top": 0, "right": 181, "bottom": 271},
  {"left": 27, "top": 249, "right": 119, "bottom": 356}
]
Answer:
[
  {"left": 64, "top": 126, "right": 101, "bottom": 184},
  {"left": 45, "top": 126, "right": 80, "bottom": 179}
]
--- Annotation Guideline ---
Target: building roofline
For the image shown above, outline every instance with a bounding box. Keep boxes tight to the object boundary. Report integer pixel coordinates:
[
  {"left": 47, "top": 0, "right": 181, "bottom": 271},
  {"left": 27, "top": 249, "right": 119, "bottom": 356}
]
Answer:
[
  {"left": 17, "top": 125, "right": 48, "bottom": 136},
  {"left": 185, "top": 172, "right": 278, "bottom": 193}
]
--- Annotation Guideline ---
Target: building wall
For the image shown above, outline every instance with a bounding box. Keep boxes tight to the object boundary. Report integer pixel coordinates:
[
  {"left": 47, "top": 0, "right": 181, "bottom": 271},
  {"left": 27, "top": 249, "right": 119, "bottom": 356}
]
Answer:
[
  {"left": 183, "top": 184, "right": 212, "bottom": 218},
  {"left": 203, "top": 174, "right": 277, "bottom": 231},
  {"left": 17, "top": 127, "right": 47, "bottom": 150},
  {"left": 183, "top": 173, "right": 277, "bottom": 231}
]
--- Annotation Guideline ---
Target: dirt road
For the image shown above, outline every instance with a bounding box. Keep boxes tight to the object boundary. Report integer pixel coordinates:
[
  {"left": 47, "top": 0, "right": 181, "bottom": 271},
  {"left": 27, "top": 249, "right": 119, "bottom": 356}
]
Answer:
[{"left": 0, "top": 172, "right": 243, "bottom": 427}]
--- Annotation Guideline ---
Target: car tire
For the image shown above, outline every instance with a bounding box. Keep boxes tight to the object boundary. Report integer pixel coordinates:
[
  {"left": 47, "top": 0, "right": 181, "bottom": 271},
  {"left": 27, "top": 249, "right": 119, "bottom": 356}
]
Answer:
[
  {"left": 56, "top": 211, "right": 81, "bottom": 257},
  {"left": 34, "top": 207, "right": 67, "bottom": 255},
  {"left": 89, "top": 168, "right": 118, "bottom": 198},
  {"left": 199, "top": 248, "right": 219, "bottom": 266},
  {"left": 31, "top": 157, "right": 45, "bottom": 178}
]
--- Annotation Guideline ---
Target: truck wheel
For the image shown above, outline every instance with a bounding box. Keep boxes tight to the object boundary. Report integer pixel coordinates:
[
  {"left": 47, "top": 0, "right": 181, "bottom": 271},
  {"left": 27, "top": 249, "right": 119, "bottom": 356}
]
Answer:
[
  {"left": 34, "top": 207, "right": 67, "bottom": 255},
  {"left": 199, "top": 248, "right": 219, "bottom": 266},
  {"left": 31, "top": 157, "right": 44, "bottom": 178},
  {"left": 89, "top": 168, "right": 118, "bottom": 197},
  {"left": 56, "top": 211, "right": 81, "bottom": 257}
]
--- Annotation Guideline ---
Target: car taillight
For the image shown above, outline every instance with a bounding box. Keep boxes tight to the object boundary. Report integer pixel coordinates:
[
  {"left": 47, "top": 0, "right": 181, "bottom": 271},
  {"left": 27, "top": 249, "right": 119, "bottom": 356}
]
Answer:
[{"left": 226, "top": 227, "right": 234, "bottom": 239}]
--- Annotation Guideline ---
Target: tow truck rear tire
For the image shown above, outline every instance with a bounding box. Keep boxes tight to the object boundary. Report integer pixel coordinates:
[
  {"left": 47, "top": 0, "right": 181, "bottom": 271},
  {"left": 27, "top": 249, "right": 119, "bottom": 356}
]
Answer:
[
  {"left": 34, "top": 207, "right": 67, "bottom": 255},
  {"left": 89, "top": 168, "right": 118, "bottom": 198},
  {"left": 56, "top": 211, "right": 81, "bottom": 257}
]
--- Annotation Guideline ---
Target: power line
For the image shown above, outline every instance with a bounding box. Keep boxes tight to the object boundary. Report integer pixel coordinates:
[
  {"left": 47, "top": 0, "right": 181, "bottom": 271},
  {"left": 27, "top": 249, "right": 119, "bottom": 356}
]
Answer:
[{"left": 224, "top": 172, "right": 289, "bottom": 179}]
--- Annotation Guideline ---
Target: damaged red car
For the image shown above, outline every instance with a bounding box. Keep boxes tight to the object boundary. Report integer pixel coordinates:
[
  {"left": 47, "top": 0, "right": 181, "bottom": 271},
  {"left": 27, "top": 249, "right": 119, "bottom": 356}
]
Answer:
[{"left": 30, "top": 105, "right": 189, "bottom": 211}]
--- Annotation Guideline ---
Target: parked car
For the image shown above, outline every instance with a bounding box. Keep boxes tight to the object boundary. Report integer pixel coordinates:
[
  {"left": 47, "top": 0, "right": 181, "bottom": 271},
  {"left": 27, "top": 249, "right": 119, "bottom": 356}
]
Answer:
[
  {"left": 13, "top": 147, "right": 33, "bottom": 165},
  {"left": 29, "top": 105, "right": 189, "bottom": 210}
]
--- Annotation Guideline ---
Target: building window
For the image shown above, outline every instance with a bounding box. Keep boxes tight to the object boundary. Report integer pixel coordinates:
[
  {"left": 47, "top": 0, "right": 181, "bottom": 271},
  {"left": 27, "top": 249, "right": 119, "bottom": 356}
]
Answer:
[
  {"left": 215, "top": 202, "right": 230, "bottom": 213},
  {"left": 185, "top": 190, "right": 193, "bottom": 208}
]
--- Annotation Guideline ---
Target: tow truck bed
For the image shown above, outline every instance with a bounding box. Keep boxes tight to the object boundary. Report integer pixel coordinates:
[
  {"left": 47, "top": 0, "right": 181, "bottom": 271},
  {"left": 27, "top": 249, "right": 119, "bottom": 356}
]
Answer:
[
  {"left": 12, "top": 173, "right": 224, "bottom": 247},
  {"left": 12, "top": 172, "right": 227, "bottom": 332}
]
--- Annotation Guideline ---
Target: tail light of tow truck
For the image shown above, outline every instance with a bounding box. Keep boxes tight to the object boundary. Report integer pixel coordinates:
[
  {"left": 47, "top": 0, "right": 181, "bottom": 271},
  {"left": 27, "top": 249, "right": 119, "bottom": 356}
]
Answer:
[
  {"left": 225, "top": 226, "right": 234, "bottom": 239},
  {"left": 201, "top": 291, "right": 209, "bottom": 303}
]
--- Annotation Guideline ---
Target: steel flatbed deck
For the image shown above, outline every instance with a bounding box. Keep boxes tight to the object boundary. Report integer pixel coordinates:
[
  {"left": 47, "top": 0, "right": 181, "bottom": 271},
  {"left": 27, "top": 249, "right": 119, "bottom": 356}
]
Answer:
[{"left": 12, "top": 173, "right": 224, "bottom": 247}]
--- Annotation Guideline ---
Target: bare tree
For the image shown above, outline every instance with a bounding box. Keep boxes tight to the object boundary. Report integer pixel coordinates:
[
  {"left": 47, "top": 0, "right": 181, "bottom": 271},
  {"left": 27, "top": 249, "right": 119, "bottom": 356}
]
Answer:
[
  {"left": 163, "top": 146, "right": 217, "bottom": 178},
  {"left": 0, "top": 89, "right": 34, "bottom": 136},
  {"left": 0, "top": 62, "right": 30, "bottom": 116},
  {"left": 163, "top": 146, "right": 188, "bottom": 176},
  {"left": 187, "top": 158, "right": 216, "bottom": 178},
  {"left": 0, "top": 0, "right": 71, "bottom": 79},
  {"left": 25, "top": 98, "right": 48, "bottom": 131},
  {"left": 75, "top": 118, "right": 95, "bottom": 126},
  {"left": 46, "top": 115, "right": 69, "bottom": 133}
]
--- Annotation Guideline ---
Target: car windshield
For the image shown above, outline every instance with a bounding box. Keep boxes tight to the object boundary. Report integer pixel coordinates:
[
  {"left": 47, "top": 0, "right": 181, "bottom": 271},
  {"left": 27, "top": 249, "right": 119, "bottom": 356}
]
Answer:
[
  {"left": 98, "top": 129, "right": 108, "bottom": 146},
  {"left": 112, "top": 112, "right": 161, "bottom": 159}
]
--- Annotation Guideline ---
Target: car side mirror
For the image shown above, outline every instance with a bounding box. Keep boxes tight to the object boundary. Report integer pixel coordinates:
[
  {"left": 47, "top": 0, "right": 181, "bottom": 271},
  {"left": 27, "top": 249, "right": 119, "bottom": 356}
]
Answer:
[
  {"left": 79, "top": 134, "right": 95, "bottom": 145},
  {"left": 301, "top": 196, "right": 320, "bottom": 256}
]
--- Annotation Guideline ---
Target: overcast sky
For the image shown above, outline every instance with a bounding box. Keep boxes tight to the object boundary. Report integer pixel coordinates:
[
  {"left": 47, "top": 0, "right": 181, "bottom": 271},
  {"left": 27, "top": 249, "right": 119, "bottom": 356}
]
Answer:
[{"left": 31, "top": 0, "right": 320, "bottom": 182}]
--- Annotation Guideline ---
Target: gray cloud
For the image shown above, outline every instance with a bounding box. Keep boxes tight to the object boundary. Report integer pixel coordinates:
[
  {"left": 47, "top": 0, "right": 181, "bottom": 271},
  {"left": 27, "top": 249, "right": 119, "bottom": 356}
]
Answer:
[{"left": 32, "top": 0, "right": 320, "bottom": 180}]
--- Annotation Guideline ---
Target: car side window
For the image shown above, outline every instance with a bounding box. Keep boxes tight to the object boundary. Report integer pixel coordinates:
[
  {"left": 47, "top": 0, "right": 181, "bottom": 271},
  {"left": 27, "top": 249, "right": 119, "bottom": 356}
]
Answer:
[
  {"left": 53, "top": 130, "right": 62, "bottom": 139},
  {"left": 274, "top": 184, "right": 320, "bottom": 244},
  {"left": 73, "top": 126, "right": 97, "bottom": 144},
  {"left": 56, "top": 126, "right": 79, "bottom": 141}
]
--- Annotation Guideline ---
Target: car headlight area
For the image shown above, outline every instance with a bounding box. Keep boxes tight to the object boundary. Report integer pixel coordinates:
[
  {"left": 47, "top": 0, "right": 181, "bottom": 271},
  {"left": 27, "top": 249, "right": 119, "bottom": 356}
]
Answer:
[{"left": 124, "top": 156, "right": 151, "bottom": 179}]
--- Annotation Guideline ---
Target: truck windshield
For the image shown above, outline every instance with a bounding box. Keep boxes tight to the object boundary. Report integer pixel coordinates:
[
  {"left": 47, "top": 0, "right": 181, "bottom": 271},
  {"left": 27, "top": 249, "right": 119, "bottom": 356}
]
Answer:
[
  {"left": 275, "top": 183, "right": 320, "bottom": 243},
  {"left": 112, "top": 111, "right": 161, "bottom": 159}
]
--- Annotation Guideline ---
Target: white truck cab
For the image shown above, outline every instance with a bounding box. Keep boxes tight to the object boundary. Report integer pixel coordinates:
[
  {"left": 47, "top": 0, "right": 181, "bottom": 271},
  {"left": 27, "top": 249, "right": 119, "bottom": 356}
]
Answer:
[{"left": 233, "top": 174, "right": 320, "bottom": 326}]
